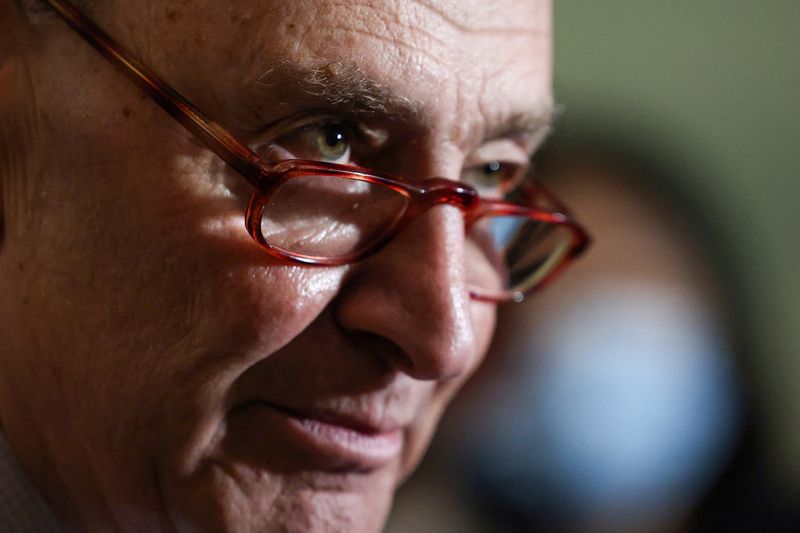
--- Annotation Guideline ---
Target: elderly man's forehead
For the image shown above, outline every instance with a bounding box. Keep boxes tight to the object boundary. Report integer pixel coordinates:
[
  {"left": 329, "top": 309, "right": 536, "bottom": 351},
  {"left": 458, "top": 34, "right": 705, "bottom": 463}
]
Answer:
[
  {"left": 100, "top": 0, "right": 548, "bottom": 30},
  {"left": 95, "top": 0, "right": 551, "bottom": 143}
]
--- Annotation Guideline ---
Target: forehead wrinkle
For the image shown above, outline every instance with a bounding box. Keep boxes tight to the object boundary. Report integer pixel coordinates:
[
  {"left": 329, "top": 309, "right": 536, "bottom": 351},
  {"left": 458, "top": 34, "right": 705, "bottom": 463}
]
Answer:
[
  {"left": 412, "top": 0, "right": 548, "bottom": 34},
  {"left": 253, "top": 61, "right": 422, "bottom": 119},
  {"left": 452, "top": 66, "right": 553, "bottom": 150}
]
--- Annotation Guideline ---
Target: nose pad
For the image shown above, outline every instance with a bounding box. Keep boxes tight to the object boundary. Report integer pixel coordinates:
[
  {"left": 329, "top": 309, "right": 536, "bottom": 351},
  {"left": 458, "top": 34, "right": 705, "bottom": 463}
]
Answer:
[{"left": 334, "top": 204, "right": 478, "bottom": 381}]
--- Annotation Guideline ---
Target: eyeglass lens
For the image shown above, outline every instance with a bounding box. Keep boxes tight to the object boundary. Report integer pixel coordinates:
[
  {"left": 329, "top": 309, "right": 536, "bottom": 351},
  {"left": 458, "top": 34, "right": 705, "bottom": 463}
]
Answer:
[{"left": 260, "top": 173, "right": 409, "bottom": 258}]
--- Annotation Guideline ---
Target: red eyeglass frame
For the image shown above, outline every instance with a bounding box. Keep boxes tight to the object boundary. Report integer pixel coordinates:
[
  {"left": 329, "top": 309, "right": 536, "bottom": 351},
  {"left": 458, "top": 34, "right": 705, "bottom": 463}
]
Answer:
[{"left": 45, "top": 0, "right": 590, "bottom": 303}]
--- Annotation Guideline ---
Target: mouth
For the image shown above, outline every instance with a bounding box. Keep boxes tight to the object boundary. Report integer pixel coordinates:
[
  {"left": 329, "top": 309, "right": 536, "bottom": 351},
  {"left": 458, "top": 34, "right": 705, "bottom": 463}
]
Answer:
[{"left": 230, "top": 401, "right": 405, "bottom": 473}]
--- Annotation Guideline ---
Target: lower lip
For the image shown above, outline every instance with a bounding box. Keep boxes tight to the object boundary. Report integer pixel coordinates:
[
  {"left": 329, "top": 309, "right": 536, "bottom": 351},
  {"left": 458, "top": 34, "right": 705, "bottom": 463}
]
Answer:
[
  {"left": 287, "top": 415, "right": 403, "bottom": 469},
  {"left": 236, "top": 403, "right": 404, "bottom": 472}
]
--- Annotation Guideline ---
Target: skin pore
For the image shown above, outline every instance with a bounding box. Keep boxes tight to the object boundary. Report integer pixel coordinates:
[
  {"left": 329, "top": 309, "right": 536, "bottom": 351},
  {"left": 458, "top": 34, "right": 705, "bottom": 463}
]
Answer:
[{"left": 0, "top": 1, "right": 552, "bottom": 531}]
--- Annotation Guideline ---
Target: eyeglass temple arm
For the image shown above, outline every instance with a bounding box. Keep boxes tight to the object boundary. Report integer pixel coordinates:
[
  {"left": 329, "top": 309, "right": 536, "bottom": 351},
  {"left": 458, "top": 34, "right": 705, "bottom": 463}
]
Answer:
[{"left": 46, "top": 0, "right": 265, "bottom": 187}]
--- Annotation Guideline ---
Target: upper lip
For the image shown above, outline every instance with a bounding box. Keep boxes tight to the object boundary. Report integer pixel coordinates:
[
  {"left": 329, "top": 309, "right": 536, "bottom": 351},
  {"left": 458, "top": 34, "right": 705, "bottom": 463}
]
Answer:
[{"left": 256, "top": 400, "right": 409, "bottom": 435}]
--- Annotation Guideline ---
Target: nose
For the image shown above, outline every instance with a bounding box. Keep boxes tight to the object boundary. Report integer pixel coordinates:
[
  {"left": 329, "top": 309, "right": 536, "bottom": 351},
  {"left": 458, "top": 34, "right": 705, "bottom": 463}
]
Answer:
[{"left": 334, "top": 203, "right": 479, "bottom": 381}]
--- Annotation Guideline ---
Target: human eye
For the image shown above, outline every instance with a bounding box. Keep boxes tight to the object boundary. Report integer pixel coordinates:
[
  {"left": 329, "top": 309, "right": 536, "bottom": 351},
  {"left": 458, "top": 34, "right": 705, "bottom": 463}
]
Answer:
[
  {"left": 266, "top": 118, "right": 357, "bottom": 165},
  {"left": 461, "top": 160, "right": 528, "bottom": 198}
]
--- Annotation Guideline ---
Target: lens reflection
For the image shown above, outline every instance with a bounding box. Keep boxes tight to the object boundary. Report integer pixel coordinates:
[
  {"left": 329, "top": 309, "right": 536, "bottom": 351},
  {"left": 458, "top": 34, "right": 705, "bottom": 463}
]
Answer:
[{"left": 262, "top": 174, "right": 408, "bottom": 258}]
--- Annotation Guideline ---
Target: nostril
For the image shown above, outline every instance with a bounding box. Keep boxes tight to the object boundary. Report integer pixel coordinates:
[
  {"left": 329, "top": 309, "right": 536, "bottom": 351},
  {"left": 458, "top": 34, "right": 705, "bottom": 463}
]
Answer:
[
  {"left": 333, "top": 292, "right": 473, "bottom": 381},
  {"left": 355, "top": 331, "right": 414, "bottom": 379},
  {"left": 330, "top": 315, "right": 419, "bottom": 384}
]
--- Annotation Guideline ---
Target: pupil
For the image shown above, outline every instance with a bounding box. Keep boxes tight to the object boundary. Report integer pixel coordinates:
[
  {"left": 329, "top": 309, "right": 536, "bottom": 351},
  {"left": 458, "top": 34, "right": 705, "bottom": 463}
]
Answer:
[
  {"left": 486, "top": 160, "right": 501, "bottom": 174},
  {"left": 325, "top": 127, "right": 346, "bottom": 147}
]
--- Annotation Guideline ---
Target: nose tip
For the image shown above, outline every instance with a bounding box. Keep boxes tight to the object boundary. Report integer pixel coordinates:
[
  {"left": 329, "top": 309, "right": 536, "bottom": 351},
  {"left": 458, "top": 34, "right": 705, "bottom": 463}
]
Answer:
[
  {"left": 389, "top": 280, "right": 477, "bottom": 381},
  {"left": 334, "top": 205, "right": 479, "bottom": 381}
]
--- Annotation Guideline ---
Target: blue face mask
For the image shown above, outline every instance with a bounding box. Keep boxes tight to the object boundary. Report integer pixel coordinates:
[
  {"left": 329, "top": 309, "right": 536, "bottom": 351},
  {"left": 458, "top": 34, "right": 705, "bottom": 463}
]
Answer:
[{"left": 459, "top": 282, "right": 742, "bottom": 522}]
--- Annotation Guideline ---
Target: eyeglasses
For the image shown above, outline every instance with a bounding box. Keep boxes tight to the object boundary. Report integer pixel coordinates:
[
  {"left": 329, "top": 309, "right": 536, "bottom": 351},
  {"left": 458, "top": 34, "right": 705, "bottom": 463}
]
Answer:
[{"left": 46, "top": 0, "right": 589, "bottom": 303}]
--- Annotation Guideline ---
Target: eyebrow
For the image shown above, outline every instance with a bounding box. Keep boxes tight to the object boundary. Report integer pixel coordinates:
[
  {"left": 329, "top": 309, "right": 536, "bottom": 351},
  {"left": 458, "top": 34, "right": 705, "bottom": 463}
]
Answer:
[
  {"left": 252, "top": 61, "right": 554, "bottom": 144},
  {"left": 485, "top": 109, "right": 554, "bottom": 144},
  {"left": 255, "top": 61, "right": 423, "bottom": 119}
]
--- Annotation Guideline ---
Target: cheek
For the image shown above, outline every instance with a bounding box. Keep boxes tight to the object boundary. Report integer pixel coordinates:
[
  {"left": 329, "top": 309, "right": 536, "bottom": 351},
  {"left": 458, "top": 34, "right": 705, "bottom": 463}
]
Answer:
[
  {"left": 149, "top": 257, "right": 347, "bottom": 471},
  {"left": 105, "top": 207, "right": 349, "bottom": 423}
]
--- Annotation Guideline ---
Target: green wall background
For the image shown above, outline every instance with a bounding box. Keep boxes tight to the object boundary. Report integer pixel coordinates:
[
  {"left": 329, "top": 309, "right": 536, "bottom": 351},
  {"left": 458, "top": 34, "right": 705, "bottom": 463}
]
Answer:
[{"left": 553, "top": 1, "right": 800, "bottom": 486}]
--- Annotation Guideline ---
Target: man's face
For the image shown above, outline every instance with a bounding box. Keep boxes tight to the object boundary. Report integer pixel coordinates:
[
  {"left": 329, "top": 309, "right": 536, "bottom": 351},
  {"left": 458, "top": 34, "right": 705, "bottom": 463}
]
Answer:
[{"left": 0, "top": 0, "right": 551, "bottom": 531}]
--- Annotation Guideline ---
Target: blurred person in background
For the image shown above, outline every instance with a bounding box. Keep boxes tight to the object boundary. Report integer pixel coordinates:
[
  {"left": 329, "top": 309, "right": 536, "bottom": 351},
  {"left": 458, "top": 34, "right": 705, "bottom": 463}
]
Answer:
[{"left": 458, "top": 142, "right": 742, "bottom": 532}]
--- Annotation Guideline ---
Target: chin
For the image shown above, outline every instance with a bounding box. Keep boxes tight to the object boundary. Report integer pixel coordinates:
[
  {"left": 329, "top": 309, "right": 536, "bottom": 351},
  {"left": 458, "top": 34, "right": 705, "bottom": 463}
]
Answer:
[
  {"left": 156, "top": 409, "right": 442, "bottom": 533},
  {"left": 161, "top": 457, "right": 399, "bottom": 533}
]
